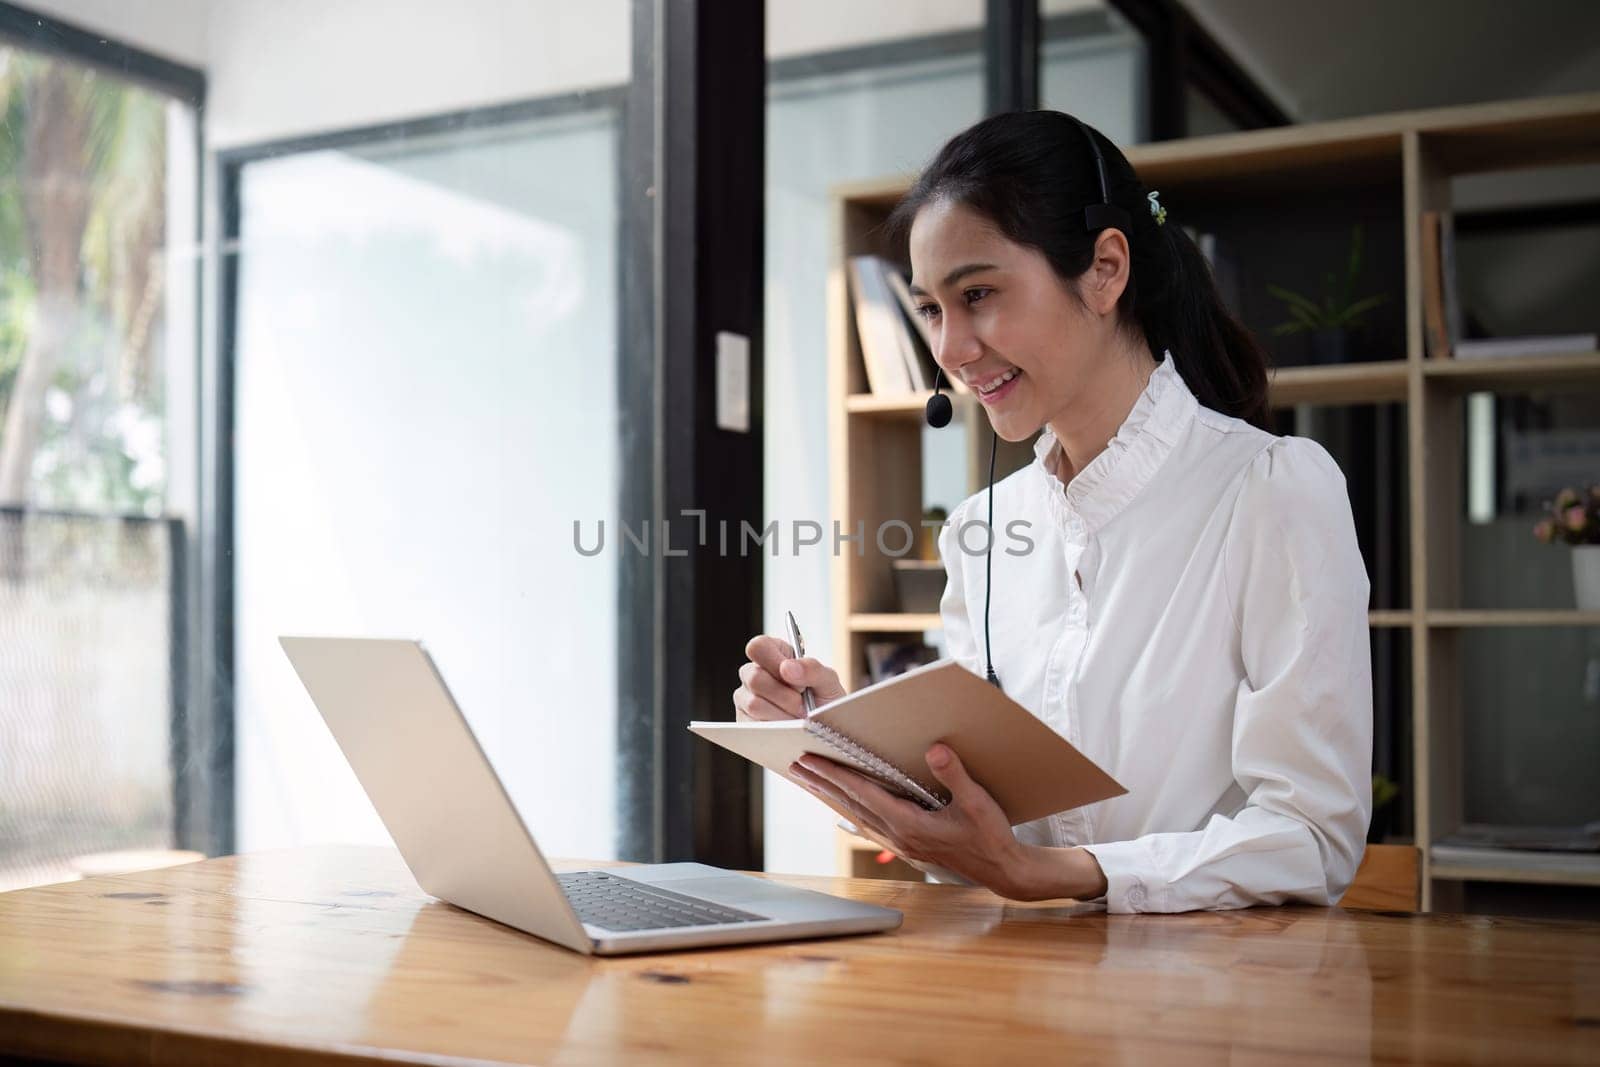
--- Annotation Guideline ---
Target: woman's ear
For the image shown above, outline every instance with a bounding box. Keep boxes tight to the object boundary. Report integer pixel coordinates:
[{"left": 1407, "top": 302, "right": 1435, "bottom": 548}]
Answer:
[{"left": 1081, "top": 228, "right": 1132, "bottom": 315}]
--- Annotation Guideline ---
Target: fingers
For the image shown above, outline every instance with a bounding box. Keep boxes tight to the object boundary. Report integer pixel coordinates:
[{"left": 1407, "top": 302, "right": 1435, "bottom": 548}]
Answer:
[
  {"left": 789, "top": 763, "right": 911, "bottom": 856},
  {"left": 796, "top": 755, "right": 923, "bottom": 835},
  {"left": 777, "top": 657, "right": 847, "bottom": 705},
  {"left": 740, "top": 633, "right": 846, "bottom": 713},
  {"left": 745, "top": 634, "right": 797, "bottom": 675},
  {"left": 736, "top": 661, "right": 804, "bottom": 719},
  {"left": 923, "top": 743, "right": 985, "bottom": 809},
  {"left": 732, "top": 682, "right": 799, "bottom": 722}
]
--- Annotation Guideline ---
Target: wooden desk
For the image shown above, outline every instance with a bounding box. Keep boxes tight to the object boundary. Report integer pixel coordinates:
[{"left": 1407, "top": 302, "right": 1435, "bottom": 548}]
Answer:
[{"left": 2, "top": 847, "right": 1596, "bottom": 1065}]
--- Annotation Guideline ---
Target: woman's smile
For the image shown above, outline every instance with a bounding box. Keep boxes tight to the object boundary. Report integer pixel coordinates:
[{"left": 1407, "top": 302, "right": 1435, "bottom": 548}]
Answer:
[{"left": 972, "top": 366, "right": 1023, "bottom": 405}]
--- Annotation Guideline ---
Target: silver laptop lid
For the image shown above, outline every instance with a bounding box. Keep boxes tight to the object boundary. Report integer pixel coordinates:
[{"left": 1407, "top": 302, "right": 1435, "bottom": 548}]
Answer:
[{"left": 279, "top": 636, "right": 593, "bottom": 954}]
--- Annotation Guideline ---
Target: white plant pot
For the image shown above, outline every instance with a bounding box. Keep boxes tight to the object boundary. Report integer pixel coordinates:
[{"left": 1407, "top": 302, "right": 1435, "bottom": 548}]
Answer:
[{"left": 1575, "top": 546, "right": 1600, "bottom": 611}]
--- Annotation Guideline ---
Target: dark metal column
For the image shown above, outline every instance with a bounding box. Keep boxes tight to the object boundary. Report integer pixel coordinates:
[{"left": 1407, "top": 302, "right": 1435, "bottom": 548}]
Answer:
[
  {"left": 619, "top": 0, "right": 765, "bottom": 868},
  {"left": 985, "top": 0, "right": 1040, "bottom": 115}
]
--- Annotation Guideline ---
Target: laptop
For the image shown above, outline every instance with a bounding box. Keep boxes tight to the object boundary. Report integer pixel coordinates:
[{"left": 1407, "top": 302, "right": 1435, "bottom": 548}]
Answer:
[{"left": 279, "top": 636, "right": 903, "bottom": 956}]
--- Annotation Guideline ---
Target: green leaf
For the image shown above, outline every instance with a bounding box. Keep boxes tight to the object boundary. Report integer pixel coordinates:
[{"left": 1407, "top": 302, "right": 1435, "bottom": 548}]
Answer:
[
  {"left": 1346, "top": 225, "right": 1365, "bottom": 285},
  {"left": 1336, "top": 294, "right": 1388, "bottom": 326},
  {"left": 1267, "top": 284, "right": 1324, "bottom": 321}
]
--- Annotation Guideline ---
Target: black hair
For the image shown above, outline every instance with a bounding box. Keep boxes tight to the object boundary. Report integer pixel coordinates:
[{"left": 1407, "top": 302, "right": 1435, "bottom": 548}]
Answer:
[{"left": 887, "top": 110, "right": 1271, "bottom": 430}]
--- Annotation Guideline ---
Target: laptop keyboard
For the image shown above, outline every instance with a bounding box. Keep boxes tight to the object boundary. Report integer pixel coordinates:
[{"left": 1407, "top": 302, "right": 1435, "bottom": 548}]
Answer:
[{"left": 557, "top": 870, "right": 767, "bottom": 932}]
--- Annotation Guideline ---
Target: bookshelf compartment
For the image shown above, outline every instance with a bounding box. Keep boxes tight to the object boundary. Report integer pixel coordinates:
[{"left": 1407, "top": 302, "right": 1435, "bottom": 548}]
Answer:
[
  {"left": 1138, "top": 157, "right": 1407, "bottom": 372},
  {"left": 1449, "top": 625, "right": 1600, "bottom": 833},
  {"left": 1427, "top": 377, "right": 1600, "bottom": 612}
]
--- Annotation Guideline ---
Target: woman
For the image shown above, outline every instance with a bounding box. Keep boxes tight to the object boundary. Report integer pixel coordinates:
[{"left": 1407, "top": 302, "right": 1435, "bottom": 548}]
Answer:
[{"left": 733, "top": 111, "right": 1371, "bottom": 913}]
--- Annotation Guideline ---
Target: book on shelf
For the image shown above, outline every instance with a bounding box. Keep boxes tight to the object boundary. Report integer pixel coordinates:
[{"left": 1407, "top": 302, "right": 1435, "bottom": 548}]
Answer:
[
  {"left": 690, "top": 659, "right": 1125, "bottom": 825},
  {"left": 1421, "top": 210, "right": 1453, "bottom": 359},
  {"left": 883, "top": 266, "right": 933, "bottom": 384},
  {"left": 851, "top": 254, "right": 968, "bottom": 397},
  {"left": 882, "top": 267, "right": 973, "bottom": 396},
  {"left": 1453, "top": 334, "right": 1599, "bottom": 360},
  {"left": 849, "top": 254, "right": 928, "bottom": 395}
]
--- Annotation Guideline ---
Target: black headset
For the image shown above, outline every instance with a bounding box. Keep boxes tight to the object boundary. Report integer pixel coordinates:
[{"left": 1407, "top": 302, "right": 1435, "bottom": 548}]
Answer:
[{"left": 923, "top": 115, "right": 1129, "bottom": 689}]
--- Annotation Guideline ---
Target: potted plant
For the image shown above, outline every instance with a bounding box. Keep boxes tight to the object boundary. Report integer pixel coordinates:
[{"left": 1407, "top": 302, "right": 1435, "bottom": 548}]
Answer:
[
  {"left": 1533, "top": 486, "right": 1600, "bottom": 610},
  {"left": 1267, "top": 225, "right": 1389, "bottom": 365}
]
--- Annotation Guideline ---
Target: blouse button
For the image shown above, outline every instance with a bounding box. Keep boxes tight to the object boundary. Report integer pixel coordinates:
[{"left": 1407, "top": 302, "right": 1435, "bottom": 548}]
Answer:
[{"left": 1127, "top": 883, "right": 1148, "bottom": 909}]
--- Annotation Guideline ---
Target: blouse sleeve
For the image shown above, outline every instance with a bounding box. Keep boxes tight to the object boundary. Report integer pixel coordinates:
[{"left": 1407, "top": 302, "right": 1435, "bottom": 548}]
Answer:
[{"left": 1081, "top": 437, "right": 1373, "bottom": 912}]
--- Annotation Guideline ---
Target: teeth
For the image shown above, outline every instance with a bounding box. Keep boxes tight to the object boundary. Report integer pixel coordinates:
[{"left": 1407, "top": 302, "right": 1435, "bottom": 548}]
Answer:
[{"left": 978, "top": 368, "right": 1019, "bottom": 394}]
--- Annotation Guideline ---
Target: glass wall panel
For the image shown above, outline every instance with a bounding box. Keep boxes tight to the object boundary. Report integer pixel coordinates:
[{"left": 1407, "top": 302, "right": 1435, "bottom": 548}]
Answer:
[{"left": 231, "top": 107, "right": 620, "bottom": 860}]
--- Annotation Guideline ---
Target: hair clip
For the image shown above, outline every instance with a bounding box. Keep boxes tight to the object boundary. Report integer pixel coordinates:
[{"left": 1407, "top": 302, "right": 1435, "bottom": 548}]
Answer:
[{"left": 1147, "top": 190, "right": 1167, "bottom": 227}]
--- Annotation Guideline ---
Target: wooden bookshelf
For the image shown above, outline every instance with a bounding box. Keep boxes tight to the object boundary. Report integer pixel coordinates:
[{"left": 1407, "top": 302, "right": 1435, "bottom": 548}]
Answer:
[
  {"left": 844, "top": 392, "right": 935, "bottom": 418},
  {"left": 848, "top": 612, "right": 942, "bottom": 633},
  {"left": 827, "top": 91, "right": 1600, "bottom": 907},
  {"left": 1367, "top": 610, "right": 1414, "bottom": 628},
  {"left": 1429, "top": 847, "right": 1600, "bottom": 888},
  {"left": 1268, "top": 360, "right": 1409, "bottom": 407},
  {"left": 1421, "top": 350, "right": 1600, "bottom": 393},
  {"left": 1424, "top": 610, "right": 1600, "bottom": 628}
]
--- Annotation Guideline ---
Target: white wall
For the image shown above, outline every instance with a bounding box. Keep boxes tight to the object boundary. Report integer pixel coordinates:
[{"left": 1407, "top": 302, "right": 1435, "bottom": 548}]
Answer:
[
  {"left": 30, "top": 0, "right": 629, "bottom": 147},
  {"left": 201, "top": 0, "right": 629, "bottom": 149},
  {"left": 25, "top": 0, "right": 209, "bottom": 68}
]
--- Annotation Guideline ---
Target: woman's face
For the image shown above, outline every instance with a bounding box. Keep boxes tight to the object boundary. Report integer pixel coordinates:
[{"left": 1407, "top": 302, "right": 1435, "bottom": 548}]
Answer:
[{"left": 907, "top": 197, "right": 1125, "bottom": 443}]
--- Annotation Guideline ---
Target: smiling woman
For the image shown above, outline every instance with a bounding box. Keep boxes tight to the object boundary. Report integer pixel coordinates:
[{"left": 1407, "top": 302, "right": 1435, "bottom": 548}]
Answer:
[{"left": 735, "top": 111, "right": 1373, "bottom": 914}]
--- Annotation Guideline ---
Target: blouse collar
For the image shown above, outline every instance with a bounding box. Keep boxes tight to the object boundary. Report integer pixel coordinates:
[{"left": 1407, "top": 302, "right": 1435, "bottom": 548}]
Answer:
[{"left": 1031, "top": 351, "right": 1197, "bottom": 539}]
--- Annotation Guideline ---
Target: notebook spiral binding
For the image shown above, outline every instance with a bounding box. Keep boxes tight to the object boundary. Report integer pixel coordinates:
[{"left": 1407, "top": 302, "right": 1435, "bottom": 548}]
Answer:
[{"left": 804, "top": 720, "right": 947, "bottom": 811}]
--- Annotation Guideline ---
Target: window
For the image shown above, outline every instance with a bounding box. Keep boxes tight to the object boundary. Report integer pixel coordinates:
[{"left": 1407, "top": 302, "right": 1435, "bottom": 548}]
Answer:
[{"left": 0, "top": 38, "right": 201, "bottom": 891}]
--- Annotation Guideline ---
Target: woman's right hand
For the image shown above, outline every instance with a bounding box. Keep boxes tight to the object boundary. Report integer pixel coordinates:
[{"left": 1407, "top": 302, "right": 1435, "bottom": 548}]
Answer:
[{"left": 733, "top": 634, "right": 847, "bottom": 721}]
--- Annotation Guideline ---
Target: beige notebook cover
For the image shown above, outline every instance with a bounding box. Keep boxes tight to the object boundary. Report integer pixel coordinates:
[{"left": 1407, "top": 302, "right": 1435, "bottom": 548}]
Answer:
[{"left": 690, "top": 659, "right": 1126, "bottom": 826}]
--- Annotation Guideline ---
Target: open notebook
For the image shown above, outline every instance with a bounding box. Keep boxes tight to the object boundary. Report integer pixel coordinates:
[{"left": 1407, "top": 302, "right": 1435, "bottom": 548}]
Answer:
[{"left": 691, "top": 659, "right": 1126, "bottom": 826}]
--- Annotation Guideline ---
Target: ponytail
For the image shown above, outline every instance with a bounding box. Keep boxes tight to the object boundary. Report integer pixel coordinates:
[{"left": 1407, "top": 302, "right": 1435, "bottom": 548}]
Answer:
[{"left": 887, "top": 111, "right": 1271, "bottom": 430}]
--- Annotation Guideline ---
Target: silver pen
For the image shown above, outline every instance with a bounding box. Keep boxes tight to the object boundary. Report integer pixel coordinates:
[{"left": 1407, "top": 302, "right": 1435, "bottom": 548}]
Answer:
[{"left": 784, "top": 610, "right": 817, "bottom": 715}]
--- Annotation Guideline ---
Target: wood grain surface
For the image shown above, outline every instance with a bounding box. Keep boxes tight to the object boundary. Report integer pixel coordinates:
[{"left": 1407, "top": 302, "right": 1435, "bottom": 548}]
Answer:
[{"left": 2, "top": 846, "right": 1597, "bottom": 1065}]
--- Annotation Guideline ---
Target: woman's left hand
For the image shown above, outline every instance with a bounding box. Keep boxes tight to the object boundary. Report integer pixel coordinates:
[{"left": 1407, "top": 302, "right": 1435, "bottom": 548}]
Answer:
[{"left": 790, "top": 743, "right": 1040, "bottom": 900}]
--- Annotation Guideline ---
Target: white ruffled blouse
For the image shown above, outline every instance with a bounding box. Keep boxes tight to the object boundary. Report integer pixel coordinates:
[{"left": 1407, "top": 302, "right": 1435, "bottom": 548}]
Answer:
[{"left": 936, "top": 353, "right": 1372, "bottom": 912}]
